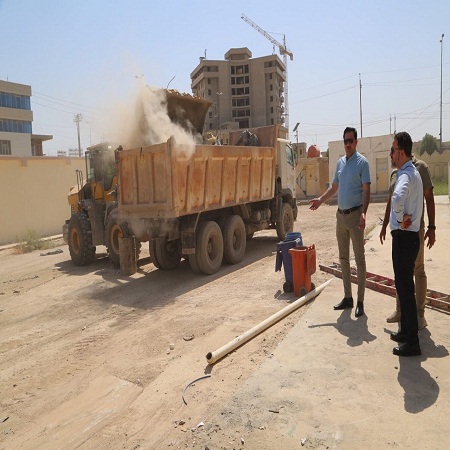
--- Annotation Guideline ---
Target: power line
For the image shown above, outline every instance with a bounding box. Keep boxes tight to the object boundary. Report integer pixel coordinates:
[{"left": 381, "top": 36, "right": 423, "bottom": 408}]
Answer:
[{"left": 33, "top": 90, "right": 102, "bottom": 111}]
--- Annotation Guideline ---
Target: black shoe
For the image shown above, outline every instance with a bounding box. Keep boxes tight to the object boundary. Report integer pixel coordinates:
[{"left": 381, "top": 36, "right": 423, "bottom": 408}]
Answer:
[
  {"left": 393, "top": 342, "right": 421, "bottom": 357},
  {"left": 390, "top": 332, "right": 407, "bottom": 343},
  {"left": 334, "top": 297, "right": 354, "bottom": 310},
  {"left": 355, "top": 301, "right": 364, "bottom": 317}
]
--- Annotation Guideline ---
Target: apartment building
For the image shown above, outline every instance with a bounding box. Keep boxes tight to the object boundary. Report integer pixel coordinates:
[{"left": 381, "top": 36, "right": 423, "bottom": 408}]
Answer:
[
  {"left": 0, "top": 80, "right": 52, "bottom": 156},
  {"left": 190, "top": 48, "right": 286, "bottom": 134}
]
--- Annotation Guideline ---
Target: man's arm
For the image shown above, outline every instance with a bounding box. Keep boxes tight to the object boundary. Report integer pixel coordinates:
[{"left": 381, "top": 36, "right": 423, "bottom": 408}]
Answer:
[
  {"left": 424, "top": 187, "right": 436, "bottom": 249},
  {"left": 379, "top": 193, "right": 392, "bottom": 244},
  {"left": 309, "top": 182, "right": 338, "bottom": 210},
  {"left": 358, "top": 182, "right": 371, "bottom": 230}
]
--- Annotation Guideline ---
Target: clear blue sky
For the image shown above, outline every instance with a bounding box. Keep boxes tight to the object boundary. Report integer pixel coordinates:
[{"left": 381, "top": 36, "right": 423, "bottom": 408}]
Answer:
[{"left": 2, "top": 0, "right": 450, "bottom": 155}]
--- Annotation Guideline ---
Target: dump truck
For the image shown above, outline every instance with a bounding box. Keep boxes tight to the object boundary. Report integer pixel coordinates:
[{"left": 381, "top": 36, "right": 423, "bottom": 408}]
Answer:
[
  {"left": 116, "top": 124, "right": 298, "bottom": 275},
  {"left": 63, "top": 89, "right": 211, "bottom": 267}
]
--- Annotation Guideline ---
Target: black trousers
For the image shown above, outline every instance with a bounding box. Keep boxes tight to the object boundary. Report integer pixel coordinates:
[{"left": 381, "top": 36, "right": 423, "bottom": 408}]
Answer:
[{"left": 392, "top": 230, "right": 420, "bottom": 345}]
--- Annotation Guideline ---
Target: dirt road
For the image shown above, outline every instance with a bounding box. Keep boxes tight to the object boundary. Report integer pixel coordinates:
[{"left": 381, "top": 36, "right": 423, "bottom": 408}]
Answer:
[{"left": 1, "top": 202, "right": 447, "bottom": 449}]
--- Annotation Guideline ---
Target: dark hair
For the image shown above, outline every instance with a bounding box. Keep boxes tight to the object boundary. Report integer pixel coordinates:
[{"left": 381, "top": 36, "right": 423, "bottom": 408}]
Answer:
[
  {"left": 343, "top": 127, "right": 357, "bottom": 140},
  {"left": 394, "top": 131, "right": 413, "bottom": 156}
]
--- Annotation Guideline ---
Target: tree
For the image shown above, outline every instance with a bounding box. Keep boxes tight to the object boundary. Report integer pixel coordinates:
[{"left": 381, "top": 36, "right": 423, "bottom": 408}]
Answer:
[{"left": 418, "top": 133, "right": 438, "bottom": 156}]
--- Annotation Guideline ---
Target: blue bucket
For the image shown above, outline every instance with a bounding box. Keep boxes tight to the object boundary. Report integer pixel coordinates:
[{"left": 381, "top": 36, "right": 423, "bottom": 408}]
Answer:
[
  {"left": 285, "top": 232, "right": 302, "bottom": 243},
  {"left": 275, "top": 232, "right": 303, "bottom": 292}
]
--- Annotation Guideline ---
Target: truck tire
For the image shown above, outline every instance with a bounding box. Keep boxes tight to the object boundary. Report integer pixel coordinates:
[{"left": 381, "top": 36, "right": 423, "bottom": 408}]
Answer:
[
  {"left": 154, "top": 237, "right": 182, "bottom": 270},
  {"left": 188, "top": 253, "right": 201, "bottom": 273},
  {"left": 105, "top": 210, "right": 127, "bottom": 269},
  {"left": 68, "top": 211, "right": 96, "bottom": 266},
  {"left": 149, "top": 239, "right": 162, "bottom": 269},
  {"left": 195, "top": 221, "right": 224, "bottom": 275},
  {"left": 276, "top": 202, "right": 294, "bottom": 241},
  {"left": 223, "top": 215, "right": 246, "bottom": 264}
]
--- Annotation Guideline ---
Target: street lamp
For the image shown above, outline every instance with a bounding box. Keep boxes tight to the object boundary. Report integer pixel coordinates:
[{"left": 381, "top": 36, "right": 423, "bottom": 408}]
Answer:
[
  {"left": 293, "top": 122, "right": 300, "bottom": 161},
  {"left": 440, "top": 34, "right": 444, "bottom": 153},
  {"left": 167, "top": 75, "right": 176, "bottom": 89}
]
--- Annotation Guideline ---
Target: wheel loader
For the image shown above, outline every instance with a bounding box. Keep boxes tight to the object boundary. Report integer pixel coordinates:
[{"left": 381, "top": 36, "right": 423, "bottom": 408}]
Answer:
[
  {"left": 63, "top": 88, "right": 211, "bottom": 267},
  {"left": 62, "top": 142, "right": 127, "bottom": 267}
]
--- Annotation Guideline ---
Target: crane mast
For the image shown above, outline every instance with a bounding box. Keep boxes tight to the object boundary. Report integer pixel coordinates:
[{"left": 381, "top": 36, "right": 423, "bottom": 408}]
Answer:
[{"left": 241, "top": 14, "right": 293, "bottom": 135}]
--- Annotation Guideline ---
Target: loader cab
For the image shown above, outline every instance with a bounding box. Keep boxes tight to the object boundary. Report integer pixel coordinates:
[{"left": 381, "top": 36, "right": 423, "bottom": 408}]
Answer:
[
  {"left": 85, "top": 143, "right": 118, "bottom": 202},
  {"left": 276, "top": 138, "right": 296, "bottom": 198}
]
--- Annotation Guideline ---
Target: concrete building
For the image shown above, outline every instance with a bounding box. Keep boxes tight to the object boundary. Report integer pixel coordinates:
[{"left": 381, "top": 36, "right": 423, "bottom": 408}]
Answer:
[
  {"left": 0, "top": 80, "right": 52, "bottom": 156},
  {"left": 190, "top": 48, "right": 286, "bottom": 135}
]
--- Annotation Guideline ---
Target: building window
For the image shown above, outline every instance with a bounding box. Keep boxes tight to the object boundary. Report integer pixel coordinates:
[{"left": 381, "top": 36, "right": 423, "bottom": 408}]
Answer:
[
  {"left": 0, "top": 119, "right": 32, "bottom": 133},
  {"left": 232, "top": 98, "right": 250, "bottom": 107},
  {"left": 232, "top": 108, "right": 250, "bottom": 118},
  {"left": 0, "top": 92, "right": 31, "bottom": 110},
  {"left": 208, "top": 89, "right": 211, "bottom": 96},
  {"left": 270, "top": 96, "right": 273, "bottom": 102},
  {"left": 231, "top": 87, "right": 250, "bottom": 95},
  {"left": 208, "top": 78, "right": 211, "bottom": 84},
  {"left": 0, "top": 140, "right": 12, "bottom": 155}
]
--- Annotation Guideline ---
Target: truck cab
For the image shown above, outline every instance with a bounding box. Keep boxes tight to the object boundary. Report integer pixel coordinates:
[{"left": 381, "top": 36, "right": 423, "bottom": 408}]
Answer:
[{"left": 276, "top": 138, "right": 297, "bottom": 201}]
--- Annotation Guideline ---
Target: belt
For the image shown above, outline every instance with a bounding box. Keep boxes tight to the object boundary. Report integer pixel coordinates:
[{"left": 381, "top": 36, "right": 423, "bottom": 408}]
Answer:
[
  {"left": 391, "top": 229, "right": 419, "bottom": 236},
  {"left": 338, "top": 205, "right": 362, "bottom": 215}
]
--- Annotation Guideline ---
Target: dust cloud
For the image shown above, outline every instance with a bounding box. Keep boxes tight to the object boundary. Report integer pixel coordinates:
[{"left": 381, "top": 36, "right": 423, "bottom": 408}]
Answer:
[{"left": 103, "top": 85, "right": 200, "bottom": 155}]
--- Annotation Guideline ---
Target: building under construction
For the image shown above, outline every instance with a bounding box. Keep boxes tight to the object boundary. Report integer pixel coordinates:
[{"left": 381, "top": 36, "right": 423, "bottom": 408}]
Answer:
[{"left": 190, "top": 47, "right": 287, "bottom": 135}]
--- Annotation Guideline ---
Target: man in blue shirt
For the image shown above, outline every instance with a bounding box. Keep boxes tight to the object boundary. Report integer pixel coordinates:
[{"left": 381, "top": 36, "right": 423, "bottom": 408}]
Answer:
[
  {"left": 389, "top": 132, "right": 423, "bottom": 357},
  {"left": 310, "top": 127, "right": 371, "bottom": 317}
]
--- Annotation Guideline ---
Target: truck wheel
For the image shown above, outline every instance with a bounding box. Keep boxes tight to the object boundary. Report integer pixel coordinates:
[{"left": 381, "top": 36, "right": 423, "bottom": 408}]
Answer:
[
  {"left": 149, "top": 239, "right": 162, "bottom": 269},
  {"left": 188, "top": 253, "right": 201, "bottom": 273},
  {"left": 105, "top": 210, "right": 127, "bottom": 269},
  {"left": 223, "top": 215, "right": 246, "bottom": 264},
  {"left": 195, "top": 221, "right": 224, "bottom": 275},
  {"left": 68, "top": 211, "right": 96, "bottom": 266},
  {"left": 154, "top": 237, "right": 182, "bottom": 270},
  {"left": 276, "top": 202, "right": 294, "bottom": 241}
]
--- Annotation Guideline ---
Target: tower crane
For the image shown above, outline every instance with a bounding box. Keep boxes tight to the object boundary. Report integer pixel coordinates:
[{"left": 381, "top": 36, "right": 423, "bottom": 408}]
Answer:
[{"left": 241, "top": 13, "right": 293, "bottom": 135}]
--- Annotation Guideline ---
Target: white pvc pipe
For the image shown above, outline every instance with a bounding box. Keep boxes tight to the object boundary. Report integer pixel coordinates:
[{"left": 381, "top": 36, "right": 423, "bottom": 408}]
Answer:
[{"left": 206, "top": 278, "right": 334, "bottom": 364}]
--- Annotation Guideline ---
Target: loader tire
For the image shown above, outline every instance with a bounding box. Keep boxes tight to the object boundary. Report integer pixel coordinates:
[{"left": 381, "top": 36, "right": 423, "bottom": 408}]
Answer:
[
  {"left": 222, "top": 215, "right": 246, "bottom": 265},
  {"left": 195, "top": 221, "right": 223, "bottom": 275},
  {"left": 68, "top": 211, "right": 96, "bottom": 266},
  {"left": 276, "top": 202, "right": 294, "bottom": 241},
  {"left": 105, "top": 210, "right": 128, "bottom": 269}
]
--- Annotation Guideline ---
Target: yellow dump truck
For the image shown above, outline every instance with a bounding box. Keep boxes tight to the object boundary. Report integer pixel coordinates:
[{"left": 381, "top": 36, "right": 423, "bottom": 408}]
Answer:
[{"left": 116, "top": 124, "right": 297, "bottom": 275}]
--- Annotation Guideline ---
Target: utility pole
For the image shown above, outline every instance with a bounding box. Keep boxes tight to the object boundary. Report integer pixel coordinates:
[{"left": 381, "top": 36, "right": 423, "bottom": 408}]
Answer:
[
  {"left": 74, "top": 113, "right": 83, "bottom": 157},
  {"left": 359, "top": 73, "right": 363, "bottom": 138},
  {"left": 440, "top": 33, "right": 444, "bottom": 153}
]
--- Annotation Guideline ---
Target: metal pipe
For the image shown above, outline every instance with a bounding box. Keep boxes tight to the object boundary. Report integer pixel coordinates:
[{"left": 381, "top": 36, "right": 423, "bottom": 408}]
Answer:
[{"left": 206, "top": 278, "right": 333, "bottom": 364}]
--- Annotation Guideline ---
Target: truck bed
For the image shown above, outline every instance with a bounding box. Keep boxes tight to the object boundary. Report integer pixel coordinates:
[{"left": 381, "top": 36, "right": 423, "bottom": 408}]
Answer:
[{"left": 117, "top": 138, "right": 276, "bottom": 219}]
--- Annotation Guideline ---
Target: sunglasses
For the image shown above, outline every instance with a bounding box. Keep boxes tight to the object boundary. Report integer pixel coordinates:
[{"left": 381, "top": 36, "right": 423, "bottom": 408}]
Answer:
[{"left": 343, "top": 138, "right": 354, "bottom": 145}]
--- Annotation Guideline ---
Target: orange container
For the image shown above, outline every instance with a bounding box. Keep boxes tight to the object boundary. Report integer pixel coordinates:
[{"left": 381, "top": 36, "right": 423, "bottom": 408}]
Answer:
[{"left": 288, "top": 244, "right": 316, "bottom": 297}]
